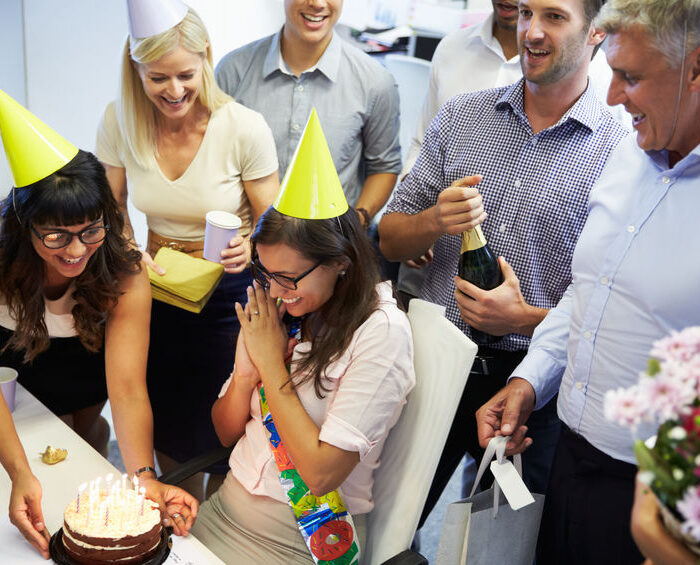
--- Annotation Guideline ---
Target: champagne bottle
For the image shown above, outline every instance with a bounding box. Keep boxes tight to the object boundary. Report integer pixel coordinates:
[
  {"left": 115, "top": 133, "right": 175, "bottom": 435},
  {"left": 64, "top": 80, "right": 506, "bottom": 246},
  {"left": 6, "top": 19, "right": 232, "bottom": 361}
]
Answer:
[{"left": 458, "top": 225, "right": 503, "bottom": 345}]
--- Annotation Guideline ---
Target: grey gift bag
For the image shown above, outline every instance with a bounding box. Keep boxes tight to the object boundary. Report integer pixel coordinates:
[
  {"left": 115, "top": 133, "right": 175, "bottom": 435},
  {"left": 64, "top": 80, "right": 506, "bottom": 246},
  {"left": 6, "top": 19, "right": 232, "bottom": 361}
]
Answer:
[{"left": 435, "top": 437, "right": 545, "bottom": 565}]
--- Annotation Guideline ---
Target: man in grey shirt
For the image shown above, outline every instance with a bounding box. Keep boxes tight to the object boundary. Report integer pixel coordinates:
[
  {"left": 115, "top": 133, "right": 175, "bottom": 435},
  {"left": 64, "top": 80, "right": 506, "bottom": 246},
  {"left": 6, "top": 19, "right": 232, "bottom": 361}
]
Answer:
[{"left": 216, "top": 0, "right": 401, "bottom": 227}]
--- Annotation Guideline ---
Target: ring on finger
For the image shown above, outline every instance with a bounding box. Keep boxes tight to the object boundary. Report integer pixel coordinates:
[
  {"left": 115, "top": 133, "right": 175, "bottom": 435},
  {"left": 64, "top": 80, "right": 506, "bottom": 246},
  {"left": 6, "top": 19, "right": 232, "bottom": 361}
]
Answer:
[
  {"left": 253, "top": 310, "right": 260, "bottom": 315},
  {"left": 171, "top": 513, "right": 181, "bottom": 520}
]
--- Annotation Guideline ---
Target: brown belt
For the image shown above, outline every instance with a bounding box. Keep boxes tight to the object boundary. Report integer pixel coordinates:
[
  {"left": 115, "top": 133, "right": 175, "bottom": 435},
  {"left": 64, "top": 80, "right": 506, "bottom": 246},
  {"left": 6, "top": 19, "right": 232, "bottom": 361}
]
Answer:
[{"left": 146, "top": 230, "right": 204, "bottom": 259}]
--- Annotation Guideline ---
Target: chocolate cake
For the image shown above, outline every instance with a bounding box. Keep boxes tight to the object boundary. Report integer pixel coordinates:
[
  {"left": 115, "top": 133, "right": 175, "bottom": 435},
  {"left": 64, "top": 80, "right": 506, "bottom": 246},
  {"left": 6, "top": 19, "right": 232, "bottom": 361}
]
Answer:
[{"left": 61, "top": 478, "right": 162, "bottom": 564}]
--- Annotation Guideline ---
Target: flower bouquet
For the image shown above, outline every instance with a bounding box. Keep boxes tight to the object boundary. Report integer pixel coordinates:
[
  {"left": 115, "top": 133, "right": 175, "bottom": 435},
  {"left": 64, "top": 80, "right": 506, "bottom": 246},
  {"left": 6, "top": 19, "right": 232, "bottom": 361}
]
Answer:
[{"left": 604, "top": 326, "right": 700, "bottom": 553}]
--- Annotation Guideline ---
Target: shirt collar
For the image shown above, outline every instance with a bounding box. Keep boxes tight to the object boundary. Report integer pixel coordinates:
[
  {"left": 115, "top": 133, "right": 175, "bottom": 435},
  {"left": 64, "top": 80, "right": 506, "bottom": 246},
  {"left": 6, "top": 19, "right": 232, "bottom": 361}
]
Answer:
[
  {"left": 262, "top": 27, "right": 341, "bottom": 82},
  {"left": 477, "top": 13, "right": 518, "bottom": 63},
  {"left": 646, "top": 140, "right": 700, "bottom": 171},
  {"left": 495, "top": 78, "right": 606, "bottom": 133}
]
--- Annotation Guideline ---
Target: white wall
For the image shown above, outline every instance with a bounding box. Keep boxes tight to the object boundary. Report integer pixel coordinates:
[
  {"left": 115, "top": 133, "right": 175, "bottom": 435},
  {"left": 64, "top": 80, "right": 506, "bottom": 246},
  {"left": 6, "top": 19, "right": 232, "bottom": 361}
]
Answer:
[
  {"left": 0, "top": 0, "right": 284, "bottom": 244},
  {"left": 0, "top": 0, "right": 26, "bottom": 197}
]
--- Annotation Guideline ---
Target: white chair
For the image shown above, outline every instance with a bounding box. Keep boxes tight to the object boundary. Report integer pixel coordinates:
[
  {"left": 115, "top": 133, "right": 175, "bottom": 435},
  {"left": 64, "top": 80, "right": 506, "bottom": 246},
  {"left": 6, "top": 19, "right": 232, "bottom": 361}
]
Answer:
[
  {"left": 383, "top": 54, "right": 432, "bottom": 162},
  {"left": 364, "top": 299, "right": 477, "bottom": 564}
]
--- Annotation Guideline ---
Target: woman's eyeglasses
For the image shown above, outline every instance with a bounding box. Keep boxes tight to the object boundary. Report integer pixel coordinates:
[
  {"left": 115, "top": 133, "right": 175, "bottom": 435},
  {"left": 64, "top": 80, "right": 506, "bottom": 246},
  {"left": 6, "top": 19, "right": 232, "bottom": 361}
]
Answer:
[
  {"left": 31, "top": 224, "right": 110, "bottom": 249},
  {"left": 251, "top": 257, "right": 323, "bottom": 290}
]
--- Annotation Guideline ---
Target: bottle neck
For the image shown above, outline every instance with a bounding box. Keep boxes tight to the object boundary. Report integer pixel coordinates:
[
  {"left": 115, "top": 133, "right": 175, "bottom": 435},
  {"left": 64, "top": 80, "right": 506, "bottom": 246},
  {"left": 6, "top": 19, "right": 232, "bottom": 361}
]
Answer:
[{"left": 460, "top": 225, "right": 487, "bottom": 253}]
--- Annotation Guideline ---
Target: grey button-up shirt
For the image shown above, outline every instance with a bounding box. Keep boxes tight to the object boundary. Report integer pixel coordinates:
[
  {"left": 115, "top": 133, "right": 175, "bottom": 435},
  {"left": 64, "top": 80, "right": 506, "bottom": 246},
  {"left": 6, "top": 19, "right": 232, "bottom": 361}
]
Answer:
[{"left": 216, "top": 29, "right": 401, "bottom": 206}]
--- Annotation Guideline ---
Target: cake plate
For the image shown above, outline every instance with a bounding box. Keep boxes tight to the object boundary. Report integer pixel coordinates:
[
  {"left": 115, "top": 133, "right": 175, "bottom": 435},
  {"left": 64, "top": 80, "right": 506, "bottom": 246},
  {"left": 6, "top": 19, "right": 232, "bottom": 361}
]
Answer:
[{"left": 49, "top": 526, "right": 172, "bottom": 564}]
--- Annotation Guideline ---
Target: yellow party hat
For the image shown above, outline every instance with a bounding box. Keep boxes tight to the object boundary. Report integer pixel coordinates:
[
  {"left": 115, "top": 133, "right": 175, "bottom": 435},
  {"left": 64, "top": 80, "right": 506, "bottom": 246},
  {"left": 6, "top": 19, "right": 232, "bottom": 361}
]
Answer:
[
  {"left": 274, "top": 109, "right": 348, "bottom": 219},
  {"left": 0, "top": 89, "right": 79, "bottom": 188}
]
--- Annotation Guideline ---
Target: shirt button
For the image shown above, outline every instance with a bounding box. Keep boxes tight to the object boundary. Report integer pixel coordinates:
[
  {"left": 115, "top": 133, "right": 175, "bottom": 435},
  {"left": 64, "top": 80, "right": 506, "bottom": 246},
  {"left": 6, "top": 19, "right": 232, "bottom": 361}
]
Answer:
[
  {"left": 627, "top": 225, "right": 635, "bottom": 233},
  {"left": 583, "top": 330, "right": 592, "bottom": 340},
  {"left": 575, "top": 382, "right": 583, "bottom": 390},
  {"left": 514, "top": 179, "right": 521, "bottom": 188},
  {"left": 292, "top": 124, "right": 300, "bottom": 131},
  {"left": 499, "top": 224, "right": 506, "bottom": 233},
  {"left": 662, "top": 176, "right": 670, "bottom": 184},
  {"left": 600, "top": 276, "right": 609, "bottom": 285},
  {"left": 296, "top": 84, "right": 304, "bottom": 92}
]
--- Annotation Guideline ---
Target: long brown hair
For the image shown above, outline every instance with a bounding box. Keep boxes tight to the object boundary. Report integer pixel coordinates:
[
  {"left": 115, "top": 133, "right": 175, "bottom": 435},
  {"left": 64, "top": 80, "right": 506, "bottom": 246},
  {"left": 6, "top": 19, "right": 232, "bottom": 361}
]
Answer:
[
  {"left": 251, "top": 207, "right": 381, "bottom": 397},
  {"left": 0, "top": 150, "right": 142, "bottom": 362}
]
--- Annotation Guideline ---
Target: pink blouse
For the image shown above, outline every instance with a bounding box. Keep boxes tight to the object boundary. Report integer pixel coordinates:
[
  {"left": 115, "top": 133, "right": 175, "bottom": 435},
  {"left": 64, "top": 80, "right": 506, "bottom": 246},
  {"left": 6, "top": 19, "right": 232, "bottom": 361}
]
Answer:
[{"left": 218, "top": 282, "right": 415, "bottom": 514}]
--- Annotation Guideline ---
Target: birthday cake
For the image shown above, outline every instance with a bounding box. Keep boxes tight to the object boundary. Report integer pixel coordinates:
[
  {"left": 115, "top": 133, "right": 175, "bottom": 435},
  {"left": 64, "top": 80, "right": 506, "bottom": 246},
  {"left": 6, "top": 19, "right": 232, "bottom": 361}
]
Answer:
[{"left": 60, "top": 475, "right": 163, "bottom": 564}]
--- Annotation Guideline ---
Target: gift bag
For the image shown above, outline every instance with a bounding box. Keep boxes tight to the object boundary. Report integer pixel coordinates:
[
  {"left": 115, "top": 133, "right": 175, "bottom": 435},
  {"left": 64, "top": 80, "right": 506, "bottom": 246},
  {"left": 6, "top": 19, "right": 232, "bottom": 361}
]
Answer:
[{"left": 435, "top": 436, "right": 545, "bottom": 565}]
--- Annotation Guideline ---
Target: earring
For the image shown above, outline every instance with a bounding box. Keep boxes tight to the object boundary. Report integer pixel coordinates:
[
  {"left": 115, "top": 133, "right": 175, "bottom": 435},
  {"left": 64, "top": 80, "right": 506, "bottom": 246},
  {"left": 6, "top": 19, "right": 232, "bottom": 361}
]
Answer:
[{"left": 339, "top": 270, "right": 346, "bottom": 277}]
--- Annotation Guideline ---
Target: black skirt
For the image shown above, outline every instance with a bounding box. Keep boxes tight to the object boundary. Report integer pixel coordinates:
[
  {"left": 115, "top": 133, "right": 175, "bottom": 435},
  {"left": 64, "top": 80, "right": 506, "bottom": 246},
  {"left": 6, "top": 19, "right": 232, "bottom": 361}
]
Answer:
[
  {"left": 147, "top": 269, "right": 250, "bottom": 473},
  {"left": 0, "top": 326, "right": 107, "bottom": 416}
]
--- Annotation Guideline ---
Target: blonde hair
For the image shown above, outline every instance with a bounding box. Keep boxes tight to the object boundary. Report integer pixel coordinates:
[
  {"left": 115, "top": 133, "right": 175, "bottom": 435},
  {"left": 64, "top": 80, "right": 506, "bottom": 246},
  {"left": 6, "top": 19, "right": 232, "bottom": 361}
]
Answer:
[
  {"left": 597, "top": 0, "right": 700, "bottom": 66},
  {"left": 117, "top": 8, "right": 231, "bottom": 167}
]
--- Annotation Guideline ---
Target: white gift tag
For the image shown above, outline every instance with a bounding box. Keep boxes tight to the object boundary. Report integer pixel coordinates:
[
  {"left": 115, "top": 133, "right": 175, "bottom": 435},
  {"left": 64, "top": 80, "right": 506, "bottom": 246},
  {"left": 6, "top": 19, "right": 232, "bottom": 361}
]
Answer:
[{"left": 490, "top": 459, "right": 535, "bottom": 510}]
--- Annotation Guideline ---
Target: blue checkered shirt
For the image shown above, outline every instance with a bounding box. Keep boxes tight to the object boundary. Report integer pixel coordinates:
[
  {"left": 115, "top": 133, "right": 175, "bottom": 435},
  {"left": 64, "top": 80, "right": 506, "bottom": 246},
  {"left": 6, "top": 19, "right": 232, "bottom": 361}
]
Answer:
[{"left": 385, "top": 79, "right": 628, "bottom": 351}]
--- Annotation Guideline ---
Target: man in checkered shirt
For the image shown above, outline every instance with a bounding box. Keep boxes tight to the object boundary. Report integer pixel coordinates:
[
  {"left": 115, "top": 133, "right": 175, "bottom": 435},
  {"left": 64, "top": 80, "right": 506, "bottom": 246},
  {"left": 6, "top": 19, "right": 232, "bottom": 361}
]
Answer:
[{"left": 379, "top": 0, "right": 628, "bottom": 527}]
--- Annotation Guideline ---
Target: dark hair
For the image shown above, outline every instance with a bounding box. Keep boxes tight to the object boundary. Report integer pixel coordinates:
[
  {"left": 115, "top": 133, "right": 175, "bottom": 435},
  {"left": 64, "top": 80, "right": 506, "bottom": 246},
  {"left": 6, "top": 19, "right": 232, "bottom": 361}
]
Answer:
[
  {"left": 0, "top": 150, "right": 142, "bottom": 362},
  {"left": 251, "top": 207, "right": 381, "bottom": 397},
  {"left": 584, "top": 0, "right": 607, "bottom": 24}
]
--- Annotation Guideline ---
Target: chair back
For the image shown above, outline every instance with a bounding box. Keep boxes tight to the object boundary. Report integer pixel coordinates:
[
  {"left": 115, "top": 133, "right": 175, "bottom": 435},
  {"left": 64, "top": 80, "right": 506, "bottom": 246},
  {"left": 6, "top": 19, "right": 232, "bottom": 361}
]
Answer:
[
  {"left": 364, "top": 299, "right": 477, "bottom": 564},
  {"left": 383, "top": 54, "right": 432, "bottom": 161}
]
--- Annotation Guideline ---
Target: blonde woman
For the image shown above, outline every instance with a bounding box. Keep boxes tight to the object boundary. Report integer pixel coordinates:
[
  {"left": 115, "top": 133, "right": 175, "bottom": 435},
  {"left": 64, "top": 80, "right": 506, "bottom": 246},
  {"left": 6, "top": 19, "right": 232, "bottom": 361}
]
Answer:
[{"left": 97, "top": 4, "right": 279, "bottom": 500}]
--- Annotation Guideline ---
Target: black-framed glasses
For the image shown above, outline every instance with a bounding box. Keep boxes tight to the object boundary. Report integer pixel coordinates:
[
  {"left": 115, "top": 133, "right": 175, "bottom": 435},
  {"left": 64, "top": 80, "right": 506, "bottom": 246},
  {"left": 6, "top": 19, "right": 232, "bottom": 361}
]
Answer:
[
  {"left": 31, "top": 223, "right": 110, "bottom": 249},
  {"left": 251, "top": 256, "right": 323, "bottom": 290}
]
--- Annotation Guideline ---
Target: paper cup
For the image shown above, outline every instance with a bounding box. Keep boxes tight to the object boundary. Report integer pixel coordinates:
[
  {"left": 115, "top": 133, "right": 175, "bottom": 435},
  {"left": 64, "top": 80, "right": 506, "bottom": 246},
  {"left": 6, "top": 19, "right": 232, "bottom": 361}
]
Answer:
[
  {"left": 0, "top": 367, "right": 19, "bottom": 412},
  {"left": 202, "top": 210, "right": 241, "bottom": 263},
  {"left": 204, "top": 211, "right": 242, "bottom": 263}
]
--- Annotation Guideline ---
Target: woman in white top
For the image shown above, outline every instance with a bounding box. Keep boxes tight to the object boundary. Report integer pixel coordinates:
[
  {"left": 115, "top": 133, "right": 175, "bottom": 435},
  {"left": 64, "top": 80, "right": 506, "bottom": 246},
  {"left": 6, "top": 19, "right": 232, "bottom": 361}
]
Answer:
[{"left": 97, "top": 7, "right": 279, "bottom": 499}]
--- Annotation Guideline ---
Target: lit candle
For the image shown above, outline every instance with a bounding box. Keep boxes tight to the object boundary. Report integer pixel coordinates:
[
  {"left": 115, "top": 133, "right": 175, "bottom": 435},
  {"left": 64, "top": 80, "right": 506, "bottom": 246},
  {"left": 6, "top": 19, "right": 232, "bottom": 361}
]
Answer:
[
  {"left": 121, "top": 473, "right": 128, "bottom": 492},
  {"left": 77, "top": 483, "right": 87, "bottom": 512},
  {"left": 105, "top": 472, "right": 113, "bottom": 492},
  {"left": 132, "top": 475, "right": 139, "bottom": 494},
  {"left": 138, "top": 486, "right": 146, "bottom": 516}
]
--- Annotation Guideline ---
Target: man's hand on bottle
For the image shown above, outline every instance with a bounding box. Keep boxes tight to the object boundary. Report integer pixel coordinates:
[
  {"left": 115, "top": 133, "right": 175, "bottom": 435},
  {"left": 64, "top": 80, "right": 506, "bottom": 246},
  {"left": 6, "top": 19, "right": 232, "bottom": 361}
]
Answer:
[
  {"left": 432, "top": 175, "right": 486, "bottom": 236},
  {"left": 476, "top": 377, "right": 536, "bottom": 456},
  {"left": 454, "top": 257, "right": 549, "bottom": 336}
]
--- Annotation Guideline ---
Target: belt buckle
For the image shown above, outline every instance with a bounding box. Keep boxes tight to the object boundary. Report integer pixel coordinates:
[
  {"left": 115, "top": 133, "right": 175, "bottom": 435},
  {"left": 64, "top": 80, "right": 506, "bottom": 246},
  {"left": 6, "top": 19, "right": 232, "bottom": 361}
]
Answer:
[
  {"left": 471, "top": 355, "right": 490, "bottom": 376},
  {"left": 164, "top": 240, "right": 185, "bottom": 252}
]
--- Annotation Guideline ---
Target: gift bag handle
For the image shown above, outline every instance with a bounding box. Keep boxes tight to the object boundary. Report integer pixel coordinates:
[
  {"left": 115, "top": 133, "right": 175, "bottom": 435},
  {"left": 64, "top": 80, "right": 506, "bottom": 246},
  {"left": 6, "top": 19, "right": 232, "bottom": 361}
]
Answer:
[{"left": 468, "top": 436, "right": 523, "bottom": 518}]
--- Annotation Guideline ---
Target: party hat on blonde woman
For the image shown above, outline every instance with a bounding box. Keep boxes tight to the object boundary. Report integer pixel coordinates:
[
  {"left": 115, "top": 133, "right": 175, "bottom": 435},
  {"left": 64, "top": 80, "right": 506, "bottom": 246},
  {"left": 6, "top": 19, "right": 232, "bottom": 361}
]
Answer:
[
  {"left": 127, "top": 0, "right": 188, "bottom": 39},
  {"left": 0, "top": 88, "right": 78, "bottom": 187},
  {"left": 273, "top": 108, "right": 349, "bottom": 220}
]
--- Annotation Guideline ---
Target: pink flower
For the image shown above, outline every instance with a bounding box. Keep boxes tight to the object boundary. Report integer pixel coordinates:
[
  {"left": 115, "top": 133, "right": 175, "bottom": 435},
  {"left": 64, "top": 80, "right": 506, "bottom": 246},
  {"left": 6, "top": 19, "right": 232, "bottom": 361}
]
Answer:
[
  {"left": 639, "top": 374, "right": 695, "bottom": 422},
  {"left": 652, "top": 327, "right": 700, "bottom": 364},
  {"left": 678, "top": 485, "right": 700, "bottom": 541},
  {"left": 604, "top": 385, "right": 646, "bottom": 428}
]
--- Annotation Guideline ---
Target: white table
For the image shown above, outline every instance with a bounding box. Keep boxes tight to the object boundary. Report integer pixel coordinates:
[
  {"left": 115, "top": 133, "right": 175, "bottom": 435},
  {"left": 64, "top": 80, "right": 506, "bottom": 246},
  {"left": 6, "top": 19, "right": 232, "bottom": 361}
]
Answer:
[{"left": 0, "top": 385, "right": 224, "bottom": 564}]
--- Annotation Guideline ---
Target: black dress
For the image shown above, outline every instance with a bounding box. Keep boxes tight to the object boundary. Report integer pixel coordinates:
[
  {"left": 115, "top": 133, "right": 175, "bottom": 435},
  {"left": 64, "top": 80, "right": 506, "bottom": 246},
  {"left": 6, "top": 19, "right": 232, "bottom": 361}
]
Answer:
[
  {"left": 147, "top": 269, "right": 250, "bottom": 474},
  {"left": 0, "top": 326, "right": 107, "bottom": 416}
]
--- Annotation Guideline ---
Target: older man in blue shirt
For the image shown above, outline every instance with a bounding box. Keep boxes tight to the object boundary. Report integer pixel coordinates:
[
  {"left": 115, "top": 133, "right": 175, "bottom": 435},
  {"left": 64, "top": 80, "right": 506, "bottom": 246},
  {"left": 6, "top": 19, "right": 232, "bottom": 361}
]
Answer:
[
  {"left": 476, "top": 1, "right": 700, "bottom": 563},
  {"left": 215, "top": 0, "right": 401, "bottom": 227},
  {"left": 380, "top": 0, "right": 628, "bottom": 529}
]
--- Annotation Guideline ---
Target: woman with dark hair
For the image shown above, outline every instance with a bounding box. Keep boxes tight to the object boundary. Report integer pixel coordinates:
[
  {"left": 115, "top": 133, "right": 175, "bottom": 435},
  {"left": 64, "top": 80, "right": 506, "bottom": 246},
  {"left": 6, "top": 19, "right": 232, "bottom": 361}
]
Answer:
[
  {"left": 0, "top": 89, "right": 197, "bottom": 548},
  {"left": 191, "top": 113, "right": 415, "bottom": 564},
  {"left": 1, "top": 150, "right": 145, "bottom": 449}
]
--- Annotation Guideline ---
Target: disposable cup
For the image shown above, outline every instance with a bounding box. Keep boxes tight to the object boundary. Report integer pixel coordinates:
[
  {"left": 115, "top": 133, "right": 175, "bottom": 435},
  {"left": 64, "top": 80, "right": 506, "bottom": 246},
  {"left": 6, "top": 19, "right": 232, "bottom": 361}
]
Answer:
[
  {"left": 0, "top": 367, "right": 19, "bottom": 412},
  {"left": 203, "top": 211, "right": 242, "bottom": 263}
]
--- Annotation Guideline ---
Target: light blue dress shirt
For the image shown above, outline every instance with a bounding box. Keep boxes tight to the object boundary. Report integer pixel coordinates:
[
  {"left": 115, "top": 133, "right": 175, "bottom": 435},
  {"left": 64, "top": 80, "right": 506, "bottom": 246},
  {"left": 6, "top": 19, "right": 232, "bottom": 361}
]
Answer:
[
  {"left": 515, "top": 135, "right": 700, "bottom": 463},
  {"left": 215, "top": 30, "right": 401, "bottom": 206}
]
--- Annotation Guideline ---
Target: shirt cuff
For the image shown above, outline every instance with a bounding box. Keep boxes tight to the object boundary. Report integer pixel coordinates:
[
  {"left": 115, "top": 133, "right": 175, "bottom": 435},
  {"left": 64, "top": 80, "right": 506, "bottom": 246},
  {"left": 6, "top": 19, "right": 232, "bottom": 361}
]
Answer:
[
  {"left": 319, "top": 413, "right": 377, "bottom": 461},
  {"left": 508, "top": 349, "right": 563, "bottom": 410}
]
